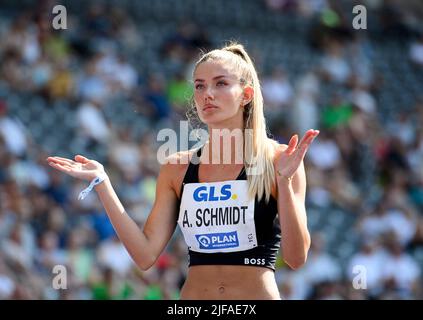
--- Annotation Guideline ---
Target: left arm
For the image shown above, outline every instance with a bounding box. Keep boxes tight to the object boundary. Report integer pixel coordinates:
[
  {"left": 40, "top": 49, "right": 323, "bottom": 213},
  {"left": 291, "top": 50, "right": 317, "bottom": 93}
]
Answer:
[
  {"left": 273, "top": 129, "right": 319, "bottom": 270},
  {"left": 277, "top": 160, "right": 310, "bottom": 270}
]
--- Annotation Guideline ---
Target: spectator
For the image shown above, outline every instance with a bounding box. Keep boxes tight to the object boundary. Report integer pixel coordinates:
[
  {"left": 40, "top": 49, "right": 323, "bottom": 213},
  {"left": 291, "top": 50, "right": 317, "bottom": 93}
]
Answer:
[
  {"left": 289, "top": 71, "right": 320, "bottom": 136},
  {"left": 319, "top": 40, "right": 352, "bottom": 85},
  {"left": 76, "top": 98, "right": 111, "bottom": 146},
  {"left": 380, "top": 234, "right": 421, "bottom": 299},
  {"left": 307, "top": 130, "right": 342, "bottom": 171},
  {"left": 0, "top": 100, "right": 29, "bottom": 157},
  {"left": 347, "top": 238, "right": 387, "bottom": 299},
  {"left": 409, "top": 33, "right": 423, "bottom": 68},
  {"left": 262, "top": 66, "right": 293, "bottom": 115}
]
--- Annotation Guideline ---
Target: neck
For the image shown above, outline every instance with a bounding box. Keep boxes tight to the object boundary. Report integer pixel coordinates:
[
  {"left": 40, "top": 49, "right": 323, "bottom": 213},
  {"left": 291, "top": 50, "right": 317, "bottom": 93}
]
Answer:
[
  {"left": 203, "top": 119, "right": 245, "bottom": 166},
  {"left": 202, "top": 137, "right": 244, "bottom": 165}
]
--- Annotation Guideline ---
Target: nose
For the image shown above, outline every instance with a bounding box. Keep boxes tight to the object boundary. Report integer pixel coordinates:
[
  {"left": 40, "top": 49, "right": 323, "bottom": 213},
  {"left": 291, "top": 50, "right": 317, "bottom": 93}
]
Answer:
[{"left": 204, "top": 86, "right": 214, "bottom": 102}]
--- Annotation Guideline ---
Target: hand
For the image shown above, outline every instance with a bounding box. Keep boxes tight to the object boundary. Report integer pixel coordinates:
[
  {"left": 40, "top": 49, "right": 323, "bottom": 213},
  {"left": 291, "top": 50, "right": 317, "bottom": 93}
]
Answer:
[
  {"left": 46, "top": 155, "right": 106, "bottom": 182},
  {"left": 274, "top": 129, "right": 319, "bottom": 182}
]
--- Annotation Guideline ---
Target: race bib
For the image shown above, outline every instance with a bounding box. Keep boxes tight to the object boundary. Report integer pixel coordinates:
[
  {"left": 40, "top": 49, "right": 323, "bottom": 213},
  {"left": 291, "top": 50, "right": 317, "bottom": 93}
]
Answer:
[{"left": 178, "top": 180, "right": 257, "bottom": 253}]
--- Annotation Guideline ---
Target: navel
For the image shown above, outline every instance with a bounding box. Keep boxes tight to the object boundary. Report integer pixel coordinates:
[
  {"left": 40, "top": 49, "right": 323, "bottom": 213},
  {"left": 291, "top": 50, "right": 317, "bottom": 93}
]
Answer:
[{"left": 218, "top": 282, "right": 226, "bottom": 294}]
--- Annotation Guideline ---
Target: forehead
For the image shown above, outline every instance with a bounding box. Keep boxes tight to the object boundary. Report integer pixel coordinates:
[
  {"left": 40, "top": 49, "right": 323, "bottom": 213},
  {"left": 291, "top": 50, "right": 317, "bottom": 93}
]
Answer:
[{"left": 194, "top": 60, "right": 238, "bottom": 81}]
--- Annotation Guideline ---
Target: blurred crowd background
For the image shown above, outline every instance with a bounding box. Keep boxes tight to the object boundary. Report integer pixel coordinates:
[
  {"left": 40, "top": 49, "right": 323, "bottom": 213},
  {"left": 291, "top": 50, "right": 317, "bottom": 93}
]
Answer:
[{"left": 0, "top": 0, "right": 423, "bottom": 300}]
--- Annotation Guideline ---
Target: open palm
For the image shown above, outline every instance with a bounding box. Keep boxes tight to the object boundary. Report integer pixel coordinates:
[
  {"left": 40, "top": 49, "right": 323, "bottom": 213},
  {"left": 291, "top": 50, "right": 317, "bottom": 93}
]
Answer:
[
  {"left": 46, "top": 155, "right": 105, "bottom": 181},
  {"left": 274, "top": 129, "right": 319, "bottom": 180}
]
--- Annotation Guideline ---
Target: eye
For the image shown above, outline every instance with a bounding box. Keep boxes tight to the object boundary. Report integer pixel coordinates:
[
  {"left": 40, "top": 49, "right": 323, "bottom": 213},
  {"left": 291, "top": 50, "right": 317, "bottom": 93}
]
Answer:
[
  {"left": 195, "top": 84, "right": 204, "bottom": 90},
  {"left": 216, "top": 81, "right": 227, "bottom": 87}
]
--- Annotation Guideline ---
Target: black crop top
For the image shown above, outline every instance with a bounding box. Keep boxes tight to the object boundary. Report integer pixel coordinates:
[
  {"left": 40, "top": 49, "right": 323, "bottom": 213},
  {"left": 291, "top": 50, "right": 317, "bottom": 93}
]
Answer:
[{"left": 177, "top": 147, "right": 281, "bottom": 271}]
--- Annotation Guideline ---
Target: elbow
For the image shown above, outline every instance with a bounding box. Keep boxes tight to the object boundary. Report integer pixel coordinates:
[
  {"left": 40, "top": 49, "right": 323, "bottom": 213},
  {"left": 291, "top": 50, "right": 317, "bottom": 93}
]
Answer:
[
  {"left": 283, "top": 236, "right": 311, "bottom": 270},
  {"left": 284, "top": 250, "right": 309, "bottom": 269},
  {"left": 284, "top": 256, "right": 307, "bottom": 270},
  {"left": 134, "top": 254, "right": 157, "bottom": 271},
  {"left": 283, "top": 245, "right": 310, "bottom": 270},
  {"left": 136, "top": 261, "right": 154, "bottom": 271}
]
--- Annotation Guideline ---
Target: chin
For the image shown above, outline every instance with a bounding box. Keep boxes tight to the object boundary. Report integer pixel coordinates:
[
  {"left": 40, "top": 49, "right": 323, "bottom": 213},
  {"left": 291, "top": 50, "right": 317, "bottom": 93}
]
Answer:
[
  {"left": 199, "top": 109, "right": 242, "bottom": 126},
  {"left": 201, "top": 117, "right": 228, "bottom": 127},
  {"left": 199, "top": 113, "right": 222, "bottom": 124}
]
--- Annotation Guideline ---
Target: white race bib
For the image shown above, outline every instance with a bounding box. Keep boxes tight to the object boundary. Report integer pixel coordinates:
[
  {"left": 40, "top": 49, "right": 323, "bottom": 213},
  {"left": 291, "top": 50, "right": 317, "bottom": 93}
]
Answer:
[{"left": 178, "top": 180, "right": 257, "bottom": 253}]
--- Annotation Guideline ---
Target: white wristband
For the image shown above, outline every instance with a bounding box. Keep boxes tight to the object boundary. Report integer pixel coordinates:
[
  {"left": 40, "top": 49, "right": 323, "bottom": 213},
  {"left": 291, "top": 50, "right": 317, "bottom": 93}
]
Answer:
[{"left": 78, "top": 174, "right": 107, "bottom": 201}]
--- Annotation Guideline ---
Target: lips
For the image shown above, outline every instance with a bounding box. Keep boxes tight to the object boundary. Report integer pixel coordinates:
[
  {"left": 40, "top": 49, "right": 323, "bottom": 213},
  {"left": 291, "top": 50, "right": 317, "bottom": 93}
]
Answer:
[{"left": 203, "top": 104, "right": 218, "bottom": 112}]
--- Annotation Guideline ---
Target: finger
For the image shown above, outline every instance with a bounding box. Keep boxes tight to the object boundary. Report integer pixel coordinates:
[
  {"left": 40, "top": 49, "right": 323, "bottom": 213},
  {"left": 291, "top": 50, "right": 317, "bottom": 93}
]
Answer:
[
  {"left": 297, "top": 130, "right": 315, "bottom": 148},
  {"left": 75, "top": 155, "right": 90, "bottom": 164},
  {"left": 296, "top": 133, "right": 319, "bottom": 159},
  {"left": 48, "top": 158, "right": 76, "bottom": 167},
  {"left": 298, "top": 129, "right": 319, "bottom": 150},
  {"left": 285, "top": 134, "right": 298, "bottom": 154},
  {"left": 48, "top": 156, "right": 75, "bottom": 165},
  {"left": 48, "top": 161, "right": 72, "bottom": 173}
]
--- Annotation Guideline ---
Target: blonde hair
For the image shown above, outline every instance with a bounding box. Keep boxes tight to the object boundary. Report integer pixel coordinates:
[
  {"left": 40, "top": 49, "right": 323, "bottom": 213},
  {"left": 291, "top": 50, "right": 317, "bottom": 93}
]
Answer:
[{"left": 190, "top": 42, "right": 279, "bottom": 203}]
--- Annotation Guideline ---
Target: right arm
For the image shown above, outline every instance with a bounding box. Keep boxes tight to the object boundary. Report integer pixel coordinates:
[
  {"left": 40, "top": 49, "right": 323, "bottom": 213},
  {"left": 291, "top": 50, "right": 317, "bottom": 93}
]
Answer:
[{"left": 47, "top": 154, "right": 181, "bottom": 270}]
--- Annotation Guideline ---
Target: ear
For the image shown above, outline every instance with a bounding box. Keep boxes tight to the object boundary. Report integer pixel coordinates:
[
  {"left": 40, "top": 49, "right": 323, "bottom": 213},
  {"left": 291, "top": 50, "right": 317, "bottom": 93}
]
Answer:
[{"left": 242, "top": 86, "right": 254, "bottom": 106}]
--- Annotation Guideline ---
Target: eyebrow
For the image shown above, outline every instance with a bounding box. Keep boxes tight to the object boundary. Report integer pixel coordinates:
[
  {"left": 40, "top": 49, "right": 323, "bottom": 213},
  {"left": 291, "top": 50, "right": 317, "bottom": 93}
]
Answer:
[{"left": 194, "top": 75, "right": 228, "bottom": 82}]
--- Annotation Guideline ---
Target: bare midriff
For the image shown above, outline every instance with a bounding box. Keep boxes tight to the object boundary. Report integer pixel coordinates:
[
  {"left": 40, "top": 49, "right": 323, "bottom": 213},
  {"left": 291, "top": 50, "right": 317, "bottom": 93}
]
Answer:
[{"left": 179, "top": 265, "right": 281, "bottom": 300}]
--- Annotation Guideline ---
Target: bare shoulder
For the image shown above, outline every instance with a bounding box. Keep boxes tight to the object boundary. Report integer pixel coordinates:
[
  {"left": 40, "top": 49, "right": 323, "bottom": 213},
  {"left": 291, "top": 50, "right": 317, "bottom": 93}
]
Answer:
[{"left": 160, "top": 149, "right": 198, "bottom": 199}]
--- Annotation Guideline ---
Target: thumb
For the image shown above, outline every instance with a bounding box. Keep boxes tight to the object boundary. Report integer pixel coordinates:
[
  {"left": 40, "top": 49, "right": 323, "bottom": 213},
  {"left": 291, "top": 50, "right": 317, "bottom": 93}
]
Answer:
[{"left": 75, "top": 155, "right": 90, "bottom": 164}]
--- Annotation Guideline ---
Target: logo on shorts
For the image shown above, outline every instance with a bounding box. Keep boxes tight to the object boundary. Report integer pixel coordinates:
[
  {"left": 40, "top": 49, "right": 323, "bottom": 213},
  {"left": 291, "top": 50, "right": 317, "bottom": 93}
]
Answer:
[{"left": 195, "top": 231, "right": 239, "bottom": 249}]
